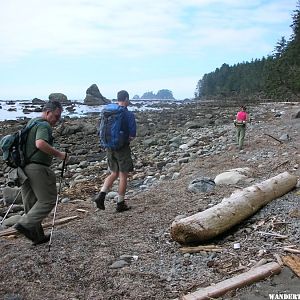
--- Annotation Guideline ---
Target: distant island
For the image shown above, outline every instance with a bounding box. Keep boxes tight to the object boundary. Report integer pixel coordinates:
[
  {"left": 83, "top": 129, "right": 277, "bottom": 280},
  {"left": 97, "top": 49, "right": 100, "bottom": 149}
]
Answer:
[{"left": 132, "top": 89, "right": 175, "bottom": 100}]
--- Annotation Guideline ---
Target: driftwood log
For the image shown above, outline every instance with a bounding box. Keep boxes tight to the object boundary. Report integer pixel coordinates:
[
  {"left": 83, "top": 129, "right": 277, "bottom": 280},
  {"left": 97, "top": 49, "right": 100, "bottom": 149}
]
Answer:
[
  {"left": 171, "top": 172, "right": 298, "bottom": 244},
  {"left": 0, "top": 216, "right": 79, "bottom": 237},
  {"left": 180, "top": 262, "right": 281, "bottom": 300},
  {"left": 282, "top": 255, "right": 300, "bottom": 277}
]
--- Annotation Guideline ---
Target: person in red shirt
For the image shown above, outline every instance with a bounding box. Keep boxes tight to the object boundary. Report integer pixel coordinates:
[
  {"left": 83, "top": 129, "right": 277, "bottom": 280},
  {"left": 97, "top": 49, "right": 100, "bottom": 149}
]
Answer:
[{"left": 234, "top": 105, "right": 249, "bottom": 150}]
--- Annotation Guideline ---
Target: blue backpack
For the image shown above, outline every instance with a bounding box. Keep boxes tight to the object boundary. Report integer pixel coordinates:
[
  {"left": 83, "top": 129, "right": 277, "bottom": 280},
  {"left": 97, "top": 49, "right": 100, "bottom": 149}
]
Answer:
[
  {"left": 99, "top": 104, "right": 128, "bottom": 150},
  {"left": 0, "top": 121, "right": 47, "bottom": 168}
]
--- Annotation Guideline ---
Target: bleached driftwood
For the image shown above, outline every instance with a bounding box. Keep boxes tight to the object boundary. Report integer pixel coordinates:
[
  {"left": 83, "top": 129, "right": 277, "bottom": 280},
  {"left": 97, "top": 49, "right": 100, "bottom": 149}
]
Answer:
[
  {"left": 171, "top": 172, "right": 297, "bottom": 244},
  {"left": 180, "top": 262, "right": 281, "bottom": 300},
  {"left": 282, "top": 255, "right": 300, "bottom": 277},
  {"left": 250, "top": 258, "right": 268, "bottom": 269},
  {"left": 273, "top": 253, "right": 283, "bottom": 266},
  {"left": 179, "top": 245, "right": 223, "bottom": 254},
  {"left": 257, "top": 231, "right": 288, "bottom": 239},
  {"left": 0, "top": 215, "right": 79, "bottom": 237},
  {"left": 284, "top": 248, "right": 300, "bottom": 254}
]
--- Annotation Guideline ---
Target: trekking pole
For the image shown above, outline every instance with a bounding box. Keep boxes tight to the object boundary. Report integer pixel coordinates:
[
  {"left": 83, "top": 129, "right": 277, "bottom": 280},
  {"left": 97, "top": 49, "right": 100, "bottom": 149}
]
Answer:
[
  {"left": 248, "top": 118, "right": 252, "bottom": 147},
  {"left": 0, "top": 189, "right": 21, "bottom": 226},
  {"left": 48, "top": 151, "right": 68, "bottom": 252},
  {"left": 248, "top": 125, "right": 250, "bottom": 146}
]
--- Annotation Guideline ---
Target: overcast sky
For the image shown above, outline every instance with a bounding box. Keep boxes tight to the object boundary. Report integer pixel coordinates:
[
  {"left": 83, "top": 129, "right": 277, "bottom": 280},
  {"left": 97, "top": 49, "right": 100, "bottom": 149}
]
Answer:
[{"left": 0, "top": 0, "right": 297, "bottom": 100}]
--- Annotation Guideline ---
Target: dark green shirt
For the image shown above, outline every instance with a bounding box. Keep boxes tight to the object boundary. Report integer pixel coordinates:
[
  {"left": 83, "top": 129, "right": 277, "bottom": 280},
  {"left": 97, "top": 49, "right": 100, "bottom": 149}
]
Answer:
[{"left": 25, "top": 117, "right": 53, "bottom": 166}]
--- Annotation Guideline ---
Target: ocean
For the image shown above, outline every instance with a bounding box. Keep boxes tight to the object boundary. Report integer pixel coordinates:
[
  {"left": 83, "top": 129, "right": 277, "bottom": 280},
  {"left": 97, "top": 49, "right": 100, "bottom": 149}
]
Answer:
[{"left": 0, "top": 99, "right": 177, "bottom": 121}]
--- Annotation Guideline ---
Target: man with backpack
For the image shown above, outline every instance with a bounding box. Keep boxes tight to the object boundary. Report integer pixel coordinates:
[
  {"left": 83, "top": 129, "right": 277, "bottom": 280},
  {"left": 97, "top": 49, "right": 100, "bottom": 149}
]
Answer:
[
  {"left": 234, "top": 105, "right": 249, "bottom": 150},
  {"left": 94, "top": 90, "right": 136, "bottom": 212},
  {"left": 14, "top": 101, "right": 68, "bottom": 245}
]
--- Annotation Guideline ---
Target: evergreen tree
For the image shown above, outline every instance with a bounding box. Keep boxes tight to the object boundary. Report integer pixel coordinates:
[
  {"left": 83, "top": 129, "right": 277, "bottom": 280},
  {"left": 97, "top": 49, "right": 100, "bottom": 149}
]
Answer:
[{"left": 195, "top": 0, "right": 300, "bottom": 101}]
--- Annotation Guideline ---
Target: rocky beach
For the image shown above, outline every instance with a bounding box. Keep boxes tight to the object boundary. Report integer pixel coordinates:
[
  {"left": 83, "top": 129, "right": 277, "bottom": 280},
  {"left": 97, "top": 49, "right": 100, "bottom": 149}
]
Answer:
[{"left": 0, "top": 100, "right": 300, "bottom": 300}]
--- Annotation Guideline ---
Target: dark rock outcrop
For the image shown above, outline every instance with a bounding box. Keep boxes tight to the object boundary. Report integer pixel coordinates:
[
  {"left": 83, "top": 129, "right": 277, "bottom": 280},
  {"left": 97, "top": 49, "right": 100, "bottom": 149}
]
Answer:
[
  {"left": 84, "top": 84, "right": 110, "bottom": 106},
  {"left": 32, "top": 98, "right": 45, "bottom": 105},
  {"left": 49, "top": 93, "right": 71, "bottom": 105}
]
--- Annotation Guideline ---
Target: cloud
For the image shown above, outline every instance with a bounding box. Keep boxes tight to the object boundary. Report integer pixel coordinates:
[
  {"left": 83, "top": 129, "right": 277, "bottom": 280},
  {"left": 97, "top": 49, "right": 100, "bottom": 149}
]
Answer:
[
  {"left": 0, "top": 0, "right": 179, "bottom": 60},
  {"left": 0, "top": 0, "right": 296, "bottom": 100},
  {"left": 0, "top": 0, "right": 295, "bottom": 62}
]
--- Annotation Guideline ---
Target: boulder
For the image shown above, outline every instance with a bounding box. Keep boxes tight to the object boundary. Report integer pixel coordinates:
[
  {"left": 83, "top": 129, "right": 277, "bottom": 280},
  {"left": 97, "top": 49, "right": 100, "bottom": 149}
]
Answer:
[
  {"left": 49, "top": 93, "right": 71, "bottom": 105},
  {"left": 214, "top": 167, "right": 252, "bottom": 185},
  {"left": 184, "top": 119, "right": 213, "bottom": 129},
  {"left": 3, "top": 187, "right": 22, "bottom": 205},
  {"left": 32, "top": 98, "right": 45, "bottom": 105},
  {"left": 84, "top": 84, "right": 110, "bottom": 106},
  {"left": 143, "top": 138, "right": 158, "bottom": 147},
  {"left": 188, "top": 178, "right": 216, "bottom": 193}
]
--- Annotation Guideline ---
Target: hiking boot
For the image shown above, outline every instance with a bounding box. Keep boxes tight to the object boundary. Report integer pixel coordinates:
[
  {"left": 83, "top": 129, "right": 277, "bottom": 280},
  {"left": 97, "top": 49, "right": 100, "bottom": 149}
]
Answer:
[
  {"left": 116, "top": 202, "right": 131, "bottom": 213},
  {"left": 94, "top": 192, "right": 106, "bottom": 210},
  {"left": 33, "top": 234, "right": 50, "bottom": 246},
  {"left": 15, "top": 223, "right": 38, "bottom": 242}
]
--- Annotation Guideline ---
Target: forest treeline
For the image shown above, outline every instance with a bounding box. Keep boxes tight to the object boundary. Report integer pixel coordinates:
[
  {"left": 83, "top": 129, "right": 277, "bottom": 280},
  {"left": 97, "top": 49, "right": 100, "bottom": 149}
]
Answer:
[{"left": 195, "top": 1, "right": 300, "bottom": 102}]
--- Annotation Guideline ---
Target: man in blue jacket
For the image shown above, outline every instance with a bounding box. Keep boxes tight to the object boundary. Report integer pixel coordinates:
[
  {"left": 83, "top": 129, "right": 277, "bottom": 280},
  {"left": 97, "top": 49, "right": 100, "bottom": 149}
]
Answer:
[{"left": 95, "top": 90, "right": 136, "bottom": 212}]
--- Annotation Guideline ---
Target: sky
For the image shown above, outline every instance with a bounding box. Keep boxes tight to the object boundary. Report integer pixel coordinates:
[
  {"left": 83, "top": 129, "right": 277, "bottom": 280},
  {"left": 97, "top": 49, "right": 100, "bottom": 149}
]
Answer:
[{"left": 0, "top": 0, "right": 297, "bottom": 100}]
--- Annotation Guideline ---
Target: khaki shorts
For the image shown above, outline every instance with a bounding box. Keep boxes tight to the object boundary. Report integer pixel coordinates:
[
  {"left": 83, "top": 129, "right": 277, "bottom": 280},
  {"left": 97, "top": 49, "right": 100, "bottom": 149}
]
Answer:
[{"left": 106, "top": 145, "right": 134, "bottom": 173}]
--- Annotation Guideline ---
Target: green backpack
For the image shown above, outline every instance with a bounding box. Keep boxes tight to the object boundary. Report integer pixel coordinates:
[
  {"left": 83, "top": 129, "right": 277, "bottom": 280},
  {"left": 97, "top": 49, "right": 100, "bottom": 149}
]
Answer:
[{"left": 0, "top": 121, "right": 46, "bottom": 168}]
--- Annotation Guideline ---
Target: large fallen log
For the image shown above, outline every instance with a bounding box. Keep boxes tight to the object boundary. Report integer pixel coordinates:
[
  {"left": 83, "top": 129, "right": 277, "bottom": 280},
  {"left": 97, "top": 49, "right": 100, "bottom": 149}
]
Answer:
[
  {"left": 180, "top": 262, "right": 281, "bottom": 300},
  {"left": 171, "top": 172, "right": 297, "bottom": 244}
]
